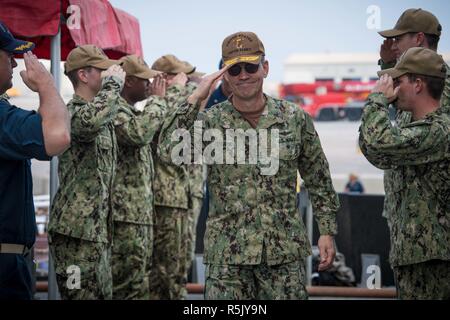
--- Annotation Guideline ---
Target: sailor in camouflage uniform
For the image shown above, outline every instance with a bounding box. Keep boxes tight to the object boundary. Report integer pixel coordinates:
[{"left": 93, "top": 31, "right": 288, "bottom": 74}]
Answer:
[
  {"left": 158, "top": 32, "right": 339, "bottom": 300},
  {"left": 375, "top": 9, "right": 450, "bottom": 299},
  {"left": 180, "top": 64, "right": 206, "bottom": 294},
  {"left": 378, "top": 9, "right": 450, "bottom": 123},
  {"left": 110, "top": 55, "right": 167, "bottom": 299},
  {"left": 48, "top": 45, "right": 125, "bottom": 299},
  {"left": 359, "top": 47, "right": 450, "bottom": 300},
  {"left": 148, "top": 55, "right": 202, "bottom": 299}
]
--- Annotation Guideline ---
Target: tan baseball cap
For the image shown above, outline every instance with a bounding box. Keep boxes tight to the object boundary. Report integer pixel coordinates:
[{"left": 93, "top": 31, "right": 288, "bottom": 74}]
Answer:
[
  {"left": 151, "top": 54, "right": 195, "bottom": 74},
  {"left": 378, "top": 8, "right": 442, "bottom": 38},
  {"left": 119, "top": 55, "right": 159, "bottom": 79},
  {"left": 64, "top": 45, "right": 118, "bottom": 74},
  {"left": 222, "top": 31, "right": 265, "bottom": 67},
  {"left": 378, "top": 47, "right": 446, "bottom": 79},
  {"left": 184, "top": 61, "right": 203, "bottom": 76}
]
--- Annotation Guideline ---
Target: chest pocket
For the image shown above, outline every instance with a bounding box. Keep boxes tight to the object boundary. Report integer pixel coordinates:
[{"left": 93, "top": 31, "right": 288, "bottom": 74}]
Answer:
[
  {"left": 98, "top": 135, "right": 113, "bottom": 150},
  {"left": 277, "top": 128, "right": 300, "bottom": 161},
  {"left": 97, "top": 134, "right": 113, "bottom": 172}
]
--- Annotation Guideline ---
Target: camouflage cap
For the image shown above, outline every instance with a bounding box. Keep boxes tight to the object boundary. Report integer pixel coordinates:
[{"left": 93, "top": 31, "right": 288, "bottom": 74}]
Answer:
[
  {"left": 119, "top": 54, "right": 159, "bottom": 79},
  {"left": 378, "top": 8, "right": 442, "bottom": 38},
  {"left": 151, "top": 54, "right": 195, "bottom": 74},
  {"left": 222, "top": 31, "right": 265, "bottom": 67},
  {"left": 64, "top": 45, "right": 118, "bottom": 74},
  {"left": 378, "top": 47, "right": 446, "bottom": 79}
]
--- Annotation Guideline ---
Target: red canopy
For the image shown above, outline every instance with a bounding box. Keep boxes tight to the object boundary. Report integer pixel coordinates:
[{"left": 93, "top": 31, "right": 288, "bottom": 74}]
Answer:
[{"left": 0, "top": 0, "right": 143, "bottom": 59}]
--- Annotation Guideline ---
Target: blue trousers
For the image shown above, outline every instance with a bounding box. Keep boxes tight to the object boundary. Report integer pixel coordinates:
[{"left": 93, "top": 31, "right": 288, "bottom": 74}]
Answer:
[{"left": 0, "top": 254, "right": 33, "bottom": 300}]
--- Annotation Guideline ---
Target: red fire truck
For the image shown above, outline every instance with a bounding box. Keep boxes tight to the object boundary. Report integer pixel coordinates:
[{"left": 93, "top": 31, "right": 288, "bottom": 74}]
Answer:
[{"left": 279, "top": 80, "right": 377, "bottom": 121}]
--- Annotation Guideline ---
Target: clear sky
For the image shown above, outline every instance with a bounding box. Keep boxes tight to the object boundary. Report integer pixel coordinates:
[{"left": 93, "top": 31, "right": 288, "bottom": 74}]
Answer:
[{"left": 109, "top": 0, "right": 450, "bottom": 83}]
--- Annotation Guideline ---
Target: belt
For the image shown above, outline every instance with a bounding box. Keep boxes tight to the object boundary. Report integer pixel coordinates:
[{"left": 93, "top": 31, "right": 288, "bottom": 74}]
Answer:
[{"left": 0, "top": 243, "right": 32, "bottom": 256}]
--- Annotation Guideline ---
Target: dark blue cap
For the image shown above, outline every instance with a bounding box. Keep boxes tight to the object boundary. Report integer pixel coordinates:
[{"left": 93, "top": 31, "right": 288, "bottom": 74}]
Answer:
[{"left": 0, "top": 21, "right": 35, "bottom": 54}]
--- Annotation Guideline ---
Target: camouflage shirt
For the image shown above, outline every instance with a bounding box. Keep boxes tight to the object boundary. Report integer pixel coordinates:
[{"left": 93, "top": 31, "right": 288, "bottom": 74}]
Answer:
[
  {"left": 440, "top": 62, "right": 450, "bottom": 109},
  {"left": 152, "top": 82, "right": 198, "bottom": 208},
  {"left": 158, "top": 95, "right": 339, "bottom": 265},
  {"left": 359, "top": 93, "right": 450, "bottom": 267},
  {"left": 112, "top": 95, "right": 167, "bottom": 224},
  {"left": 49, "top": 76, "right": 123, "bottom": 244}
]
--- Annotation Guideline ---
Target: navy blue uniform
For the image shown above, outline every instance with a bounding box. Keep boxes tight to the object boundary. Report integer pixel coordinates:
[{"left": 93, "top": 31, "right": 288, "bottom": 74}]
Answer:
[
  {"left": 205, "top": 84, "right": 228, "bottom": 110},
  {"left": 0, "top": 98, "right": 50, "bottom": 299}
]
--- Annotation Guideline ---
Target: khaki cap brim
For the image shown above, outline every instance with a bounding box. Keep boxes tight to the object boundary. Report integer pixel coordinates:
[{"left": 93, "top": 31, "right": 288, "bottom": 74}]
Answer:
[
  {"left": 223, "top": 55, "right": 262, "bottom": 67},
  {"left": 134, "top": 69, "right": 160, "bottom": 79},
  {"left": 378, "top": 29, "right": 409, "bottom": 38},
  {"left": 189, "top": 71, "right": 206, "bottom": 77},
  {"left": 179, "top": 66, "right": 196, "bottom": 74},
  {"left": 377, "top": 68, "right": 407, "bottom": 79},
  {"left": 91, "top": 59, "right": 119, "bottom": 70}
]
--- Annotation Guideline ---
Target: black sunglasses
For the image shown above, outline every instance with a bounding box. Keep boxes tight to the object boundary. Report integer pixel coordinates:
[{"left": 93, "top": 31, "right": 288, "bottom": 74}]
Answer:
[{"left": 227, "top": 63, "right": 260, "bottom": 76}]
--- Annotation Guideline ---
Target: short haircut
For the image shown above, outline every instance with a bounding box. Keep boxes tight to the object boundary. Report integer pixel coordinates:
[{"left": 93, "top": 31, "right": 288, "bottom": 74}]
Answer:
[
  {"left": 407, "top": 73, "right": 445, "bottom": 100},
  {"left": 424, "top": 33, "right": 440, "bottom": 51},
  {"left": 66, "top": 66, "right": 93, "bottom": 88},
  {"left": 260, "top": 55, "right": 266, "bottom": 64}
]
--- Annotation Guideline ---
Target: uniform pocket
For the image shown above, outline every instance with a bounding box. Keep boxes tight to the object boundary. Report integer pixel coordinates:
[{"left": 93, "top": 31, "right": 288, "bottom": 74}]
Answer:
[
  {"left": 277, "top": 130, "right": 300, "bottom": 161},
  {"left": 97, "top": 134, "right": 113, "bottom": 173},
  {"left": 98, "top": 135, "right": 113, "bottom": 150}
]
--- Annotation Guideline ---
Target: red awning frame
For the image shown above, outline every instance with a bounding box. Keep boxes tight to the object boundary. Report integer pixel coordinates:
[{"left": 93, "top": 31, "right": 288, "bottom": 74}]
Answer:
[{"left": 0, "top": 0, "right": 143, "bottom": 60}]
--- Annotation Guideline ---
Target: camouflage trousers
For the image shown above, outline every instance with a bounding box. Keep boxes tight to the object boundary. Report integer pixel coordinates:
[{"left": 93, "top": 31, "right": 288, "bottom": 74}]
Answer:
[
  {"left": 148, "top": 206, "right": 188, "bottom": 299},
  {"left": 393, "top": 259, "right": 450, "bottom": 300},
  {"left": 205, "top": 259, "right": 309, "bottom": 300},
  {"left": 112, "top": 221, "right": 152, "bottom": 300},
  {"left": 49, "top": 233, "right": 112, "bottom": 300},
  {"left": 181, "top": 196, "right": 203, "bottom": 286}
]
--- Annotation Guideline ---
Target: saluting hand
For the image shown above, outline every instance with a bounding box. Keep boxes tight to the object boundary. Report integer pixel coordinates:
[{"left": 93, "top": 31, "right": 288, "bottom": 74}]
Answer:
[
  {"left": 372, "top": 74, "right": 399, "bottom": 103},
  {"left": 188, "top": 65, "right": 229, "bottom": 106},
  {"left": 101, "top": 64, "right": 126, "bottom": 83},
  {"left": 149, "top": 74, "right": 166, "bottom": 98},
  {"left": 20, "top": 52, "right": 55, "bottom": 93},
  {"left": 380, "top": 39, "right": 396, "bottom": 64},
  {"left": 168, "top": 72, "right": 188, "bottom": 87}
]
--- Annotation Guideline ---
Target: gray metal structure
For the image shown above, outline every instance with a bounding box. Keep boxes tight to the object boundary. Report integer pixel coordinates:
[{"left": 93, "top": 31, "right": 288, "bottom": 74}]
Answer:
[{"left": 48, "top": 24, "right": 61, "bottom": 300}]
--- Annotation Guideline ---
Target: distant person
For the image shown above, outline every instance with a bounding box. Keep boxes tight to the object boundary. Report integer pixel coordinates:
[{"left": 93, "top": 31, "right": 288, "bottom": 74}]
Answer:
[
  {"left": 344, "top": 173, "right": 364, "bottom": 193},
  {"left": 0, "top": 21, "right": 70, "bottom": 299}
]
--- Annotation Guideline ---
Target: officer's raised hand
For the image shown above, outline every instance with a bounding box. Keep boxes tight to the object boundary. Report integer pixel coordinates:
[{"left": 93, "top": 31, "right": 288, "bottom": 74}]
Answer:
[
  {"left": 187, "top": 66, "right": 228, "bottom": 106},
  {"left": 20, "top": 52, "right": 55, "bottom": 92}
]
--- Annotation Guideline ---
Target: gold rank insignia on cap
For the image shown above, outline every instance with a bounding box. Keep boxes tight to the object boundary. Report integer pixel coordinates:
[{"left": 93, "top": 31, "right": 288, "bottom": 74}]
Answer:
[{"left": 222, "top": 31, "right": 265, "bottom": 67}]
